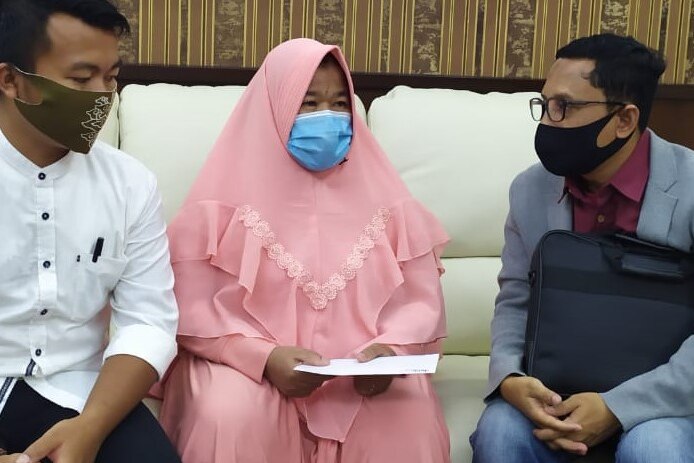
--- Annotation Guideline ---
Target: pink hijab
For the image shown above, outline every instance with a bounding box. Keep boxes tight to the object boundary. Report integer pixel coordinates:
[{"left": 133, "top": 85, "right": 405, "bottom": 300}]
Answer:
[{"left": 168, "top": 38, "right": 449, "bottom": 440}]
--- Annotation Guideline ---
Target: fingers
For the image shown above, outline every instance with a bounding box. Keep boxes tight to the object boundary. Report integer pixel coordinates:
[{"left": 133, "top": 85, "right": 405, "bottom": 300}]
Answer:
[
  {"left": 357, "top": 344, "right": 395, "bottom": 362},
  {"left": 527, "top": 380, "right": 561, "bottom": 407},
  {"left": 356, "top": 345, "right": 380, "bottom": 362},
  {"left": 528, "top": 409, "right": 582, "bottom": 433},
  {"left": 23, "top": 430, "right": 57, "bottom": 463},
  {"left": 294, "top": 349, "right": 329, "bottom": 367},
  {"left": 355, "top": 381, "right": 376, "bottom": 396},
  {"left": 533, "top": 427, "right": 564, "bottom": 442},
  {"left": 287, "top": 377, "right": 325, "bottom": 397},
  {"left": 549, "top": 437, "right": 588, "bottom": 455},
  {"left": 266, "top": 346, "right": 334, "bottom": 398},
  {"left": 0, "top": 454, "right": 30, "bottom": 463},
  {"left": 292, "top": 368, "right": 333, "bottom": 396},
  {"left": 302, "top": 373, "right": 335, "bottom": 381},
  {"left": 536, "top": 428, "right": 588, "bottom": 455},
  {"left": 534, "top": 411, "right": 587, "bottom": 456},
  {"left": 354, "top": 375, "right": 393, "bottom": 397},
  {"left": 295, "top": 372, "right": 331, "bottom": 389},
  {"left": 545, "top": 396, "right": 579, "bottom": 417},
  {"left": 0, "top": 455, "right": 32, "bottom": 463}
]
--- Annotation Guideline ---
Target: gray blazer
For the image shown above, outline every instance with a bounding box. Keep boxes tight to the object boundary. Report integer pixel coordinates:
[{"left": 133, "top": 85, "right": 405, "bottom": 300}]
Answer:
[{"left": 487, "top": 131, "right": 694, "bottom": 431}]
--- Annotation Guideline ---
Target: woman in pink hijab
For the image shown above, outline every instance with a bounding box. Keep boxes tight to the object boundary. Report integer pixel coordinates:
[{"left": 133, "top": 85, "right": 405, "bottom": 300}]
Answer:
[{"left": 158, "top": 38, "right": 451, "bottom": 462}]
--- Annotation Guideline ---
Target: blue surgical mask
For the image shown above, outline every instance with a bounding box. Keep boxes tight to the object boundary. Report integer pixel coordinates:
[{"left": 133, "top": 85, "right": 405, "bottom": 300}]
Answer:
[{"left": 287, "top": 110, "right": 353, "bottom": 172}]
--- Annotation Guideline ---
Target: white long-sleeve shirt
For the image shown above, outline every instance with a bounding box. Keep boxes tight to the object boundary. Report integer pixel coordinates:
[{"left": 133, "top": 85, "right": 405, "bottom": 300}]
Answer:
[{"left": 0, "top": 130, "right": 178, "bottom": 412}]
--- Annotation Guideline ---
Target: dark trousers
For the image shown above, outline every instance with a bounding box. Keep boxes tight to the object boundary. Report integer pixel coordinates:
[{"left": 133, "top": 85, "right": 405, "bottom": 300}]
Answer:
[{"left": 0, "top": 380, "right": 181, "bottom": 463}]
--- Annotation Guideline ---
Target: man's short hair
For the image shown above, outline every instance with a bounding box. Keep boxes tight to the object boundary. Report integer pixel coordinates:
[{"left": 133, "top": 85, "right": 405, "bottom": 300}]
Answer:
[
  {"left": 0, "top": 0, "right": 130, "bottom": 72},
  {"left": 556, "top": 33, "right": 666, "bottom": 132}
]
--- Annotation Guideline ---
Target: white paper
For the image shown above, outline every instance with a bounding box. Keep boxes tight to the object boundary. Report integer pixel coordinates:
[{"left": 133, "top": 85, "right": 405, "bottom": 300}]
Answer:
[{"left": 293, "top": 354, "right": 439, "bottom": 376}]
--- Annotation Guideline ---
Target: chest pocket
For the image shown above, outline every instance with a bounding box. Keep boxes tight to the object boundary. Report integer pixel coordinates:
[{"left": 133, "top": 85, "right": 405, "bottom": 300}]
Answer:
[{"left": 72, "top": 256, "right": 127, "bottom": 321}]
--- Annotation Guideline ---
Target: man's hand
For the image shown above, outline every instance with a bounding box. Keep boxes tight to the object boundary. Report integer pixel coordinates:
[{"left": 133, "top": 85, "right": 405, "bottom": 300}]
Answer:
[
  {"left": 353, "top": 344, "right": 396, "bottom": 397},
  {"left": 500, "top": 376, "right": 586, "bottom": 453},
  {"left": 0, "top": 453, "right": 30, "bottom": 463},
  {"left": 264, "top": 346, "right": 332, "bottom": 397},
  {"left": 0, "top": 355, "right": 163, "bottom": 463},
  {"left": 19, "top": 415, "right": 106, "bottom": 463},
  {"left": 534, "top": 392, "right": 621, "bottom": 453}
]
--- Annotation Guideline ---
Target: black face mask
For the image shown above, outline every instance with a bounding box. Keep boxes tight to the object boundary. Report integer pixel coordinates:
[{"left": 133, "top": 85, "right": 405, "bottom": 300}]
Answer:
[{"left": 534, "top": 112, "right": 632, "bottom": 177}]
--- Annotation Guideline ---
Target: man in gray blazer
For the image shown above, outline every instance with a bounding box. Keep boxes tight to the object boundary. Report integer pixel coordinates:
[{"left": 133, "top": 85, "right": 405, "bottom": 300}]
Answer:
[{"left": 471, "top": 34, "right": 694, "bottom": 462}]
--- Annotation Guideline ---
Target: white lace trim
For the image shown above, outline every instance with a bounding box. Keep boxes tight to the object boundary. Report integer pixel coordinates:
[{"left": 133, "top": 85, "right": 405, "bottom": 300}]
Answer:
[{"left": 239, "top": 206, "right": 391, "bottom": 310}]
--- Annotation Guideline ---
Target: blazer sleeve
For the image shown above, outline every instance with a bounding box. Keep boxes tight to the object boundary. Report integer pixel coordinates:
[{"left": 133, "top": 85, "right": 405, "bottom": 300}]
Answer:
[
  {"left": 600, "top": 335, "right": 694, "bottom": 431},
  {"left": 485, "top": 176, "right": 533, "bottom": 399}
]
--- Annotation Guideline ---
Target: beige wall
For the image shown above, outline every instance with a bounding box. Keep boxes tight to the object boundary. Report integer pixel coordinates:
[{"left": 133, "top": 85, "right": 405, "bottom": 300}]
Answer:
[{"left": 113, "top": 0, "right": 694, "bottom": 84}]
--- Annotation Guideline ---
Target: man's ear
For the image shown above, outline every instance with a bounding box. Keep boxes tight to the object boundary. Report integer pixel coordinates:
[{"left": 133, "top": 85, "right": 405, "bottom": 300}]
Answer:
[
  {"left": 0, "top": 63, "right": 20, "bottom": 100},
  {"left": 615, "top": 104, "right": 640, "bottom": 139}
]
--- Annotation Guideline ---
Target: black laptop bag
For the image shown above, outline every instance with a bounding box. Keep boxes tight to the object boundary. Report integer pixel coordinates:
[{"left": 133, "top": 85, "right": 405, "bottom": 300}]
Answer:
[{"left": 524, "top": 230, "right": 694, "bottom": 396}]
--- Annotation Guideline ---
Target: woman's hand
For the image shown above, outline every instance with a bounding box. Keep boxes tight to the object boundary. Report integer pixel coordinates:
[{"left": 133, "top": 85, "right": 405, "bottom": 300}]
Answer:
[
  {"left": 353, "top": 344, "right": 397, "bottom": 397},
  {"left": 264, "top": 346, "right": 332, "bottom": 397}
]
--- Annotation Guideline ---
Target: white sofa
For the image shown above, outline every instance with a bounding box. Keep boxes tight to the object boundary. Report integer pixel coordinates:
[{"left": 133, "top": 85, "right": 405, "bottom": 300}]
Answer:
[{"left": 99, "top": 83, "right": 540, "bottom": 462}]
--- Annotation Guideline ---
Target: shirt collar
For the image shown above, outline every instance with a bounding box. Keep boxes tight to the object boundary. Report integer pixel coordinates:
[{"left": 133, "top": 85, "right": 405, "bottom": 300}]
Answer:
[
  {"left": 563, "top": 129, "right": 651, "bottom": 203},
  {"left": 0, "top": 129, "right": 75, "bottom": 180},
  {"left": 609, "top": 129, "right": 651, "bottom": 202}
]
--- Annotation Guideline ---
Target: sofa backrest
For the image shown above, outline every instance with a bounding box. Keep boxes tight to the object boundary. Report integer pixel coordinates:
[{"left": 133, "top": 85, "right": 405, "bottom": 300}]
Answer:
[
  {"left": 367, "top": 86, "right": 539, "bottom": 354},
  {"left": 118, "top": 84, "right": 367, "bottom": 223},
  {"left": 115, "top": 83, "right": 540, "bottom": 356},
  {"left": 98, "top": 93, "right": 120, "bottom": 147}
]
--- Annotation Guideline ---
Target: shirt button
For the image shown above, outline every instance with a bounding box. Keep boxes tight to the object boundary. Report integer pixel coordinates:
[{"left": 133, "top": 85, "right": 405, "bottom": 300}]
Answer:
[
  {"left": 35, "top": 349, "right": 42, "bottom": 356},
  {"left": 40, "top": 309, "right": 48, "bottom": 316},
  {"left": 597, "top": 214, "right": 606, "bottom": 224},
  {"left": 42, "top": 212, "right": 50, "bottom": 220},
  {"left": 42, "top": 260, "right": 51, "bottom": 269},
  {"left": 38, "top": 172, "right": 46, "bottom": 180}
]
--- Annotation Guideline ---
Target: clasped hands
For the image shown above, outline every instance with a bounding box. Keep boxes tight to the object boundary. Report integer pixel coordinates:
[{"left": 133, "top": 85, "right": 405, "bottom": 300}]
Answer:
[{"left": 500, "top": 376, "right": 622, "bottom": 456}]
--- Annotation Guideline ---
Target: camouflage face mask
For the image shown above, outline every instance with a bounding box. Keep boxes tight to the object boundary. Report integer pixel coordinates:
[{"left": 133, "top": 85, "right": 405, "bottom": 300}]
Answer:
[{"left": 14, "top": 68, "right": 115, "bottom": 154}]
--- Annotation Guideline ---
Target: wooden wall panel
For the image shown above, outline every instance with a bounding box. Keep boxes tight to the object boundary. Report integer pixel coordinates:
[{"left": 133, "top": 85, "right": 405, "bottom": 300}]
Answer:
[{"left": 113, "top": 0, "right": 694, "bottom": 83}]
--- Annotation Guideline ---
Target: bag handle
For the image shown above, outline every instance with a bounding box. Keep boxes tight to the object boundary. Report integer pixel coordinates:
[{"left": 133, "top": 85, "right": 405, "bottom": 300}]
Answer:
[
  {"left": 619, "top": 254, "right": 686, "bottom": 281},
  {"left": 602, "top": 236, "right": 689, "bottom": 281}
]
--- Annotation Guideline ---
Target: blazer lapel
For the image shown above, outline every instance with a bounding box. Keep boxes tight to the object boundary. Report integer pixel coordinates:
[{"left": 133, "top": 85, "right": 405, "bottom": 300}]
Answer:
[{"left": 637, "top": 132, "right": 678, "bottom": 245}]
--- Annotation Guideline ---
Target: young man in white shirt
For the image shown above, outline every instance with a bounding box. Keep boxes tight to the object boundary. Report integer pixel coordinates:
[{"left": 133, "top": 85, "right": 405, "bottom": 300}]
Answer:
[{"left": 0, "top": 1, "right": 180, "bottom": 462}]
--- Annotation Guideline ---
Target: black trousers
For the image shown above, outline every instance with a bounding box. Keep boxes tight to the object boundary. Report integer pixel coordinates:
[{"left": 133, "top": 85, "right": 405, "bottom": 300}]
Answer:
[{"left": 0, "top": 380, "right": 181, "bottom": 463}]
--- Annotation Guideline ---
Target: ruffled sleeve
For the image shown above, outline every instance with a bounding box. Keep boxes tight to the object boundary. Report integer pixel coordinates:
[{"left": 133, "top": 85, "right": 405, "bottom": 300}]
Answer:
[
  {"left": 167, "top": 200, "right": 278, "bottom": 340},
  {"left": 386, "top": 199, "right": 448, "bottom": 273},
  {"left": 178, "top": 335, "right": 277, "bottom": 383},
  {"left": 352, "top": 249, "right": 447, "bottom": 354}
]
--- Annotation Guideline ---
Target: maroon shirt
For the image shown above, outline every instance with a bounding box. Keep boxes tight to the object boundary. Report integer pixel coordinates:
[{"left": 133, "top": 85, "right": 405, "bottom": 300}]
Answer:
[{"left": 565, "top": 130, "right": 651, "bottom": 234}]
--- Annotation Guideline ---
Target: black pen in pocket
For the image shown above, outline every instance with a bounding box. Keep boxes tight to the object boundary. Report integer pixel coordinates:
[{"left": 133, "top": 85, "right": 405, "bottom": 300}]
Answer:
[{"left": 92, "top": 237, "right": 104, "bottom": 263}]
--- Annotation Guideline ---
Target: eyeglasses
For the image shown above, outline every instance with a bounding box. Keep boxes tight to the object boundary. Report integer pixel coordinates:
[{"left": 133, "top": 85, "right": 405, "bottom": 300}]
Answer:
[{"left": 529, "top": 97, "right": 627, "bottom": 122}]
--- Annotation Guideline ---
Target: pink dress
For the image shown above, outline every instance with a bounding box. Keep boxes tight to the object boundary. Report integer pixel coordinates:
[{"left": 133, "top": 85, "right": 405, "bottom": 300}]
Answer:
[{"left": 156, "top": 38, "right": 451, "bottom": 463}]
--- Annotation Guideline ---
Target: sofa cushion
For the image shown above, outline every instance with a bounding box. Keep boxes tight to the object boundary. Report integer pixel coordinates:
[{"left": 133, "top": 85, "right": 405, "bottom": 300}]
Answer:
[
  {"left": 441, "top": 257, "right": 500, "bottom": 355},
  {"left": 433, "top": 355, "right": 489, "bottom": 463},
  {"left": 368, "top": 86, "right": 540, "bottom": 258},
  {"left": 118, "top": 83, "right": 367, "bottom": 222}
]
